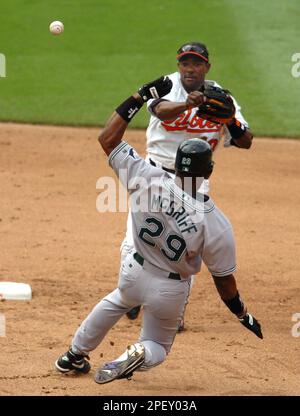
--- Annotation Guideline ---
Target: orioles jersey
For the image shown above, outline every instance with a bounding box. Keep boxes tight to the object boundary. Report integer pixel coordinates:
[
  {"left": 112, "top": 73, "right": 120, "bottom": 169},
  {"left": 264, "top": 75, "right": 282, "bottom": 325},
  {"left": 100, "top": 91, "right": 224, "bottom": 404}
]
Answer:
[
  {"left": 109, "top": 141, "right": 236, "bottom": 279},
  {"left": 146, "top": 71, "right": 249, "bottom": 170}
]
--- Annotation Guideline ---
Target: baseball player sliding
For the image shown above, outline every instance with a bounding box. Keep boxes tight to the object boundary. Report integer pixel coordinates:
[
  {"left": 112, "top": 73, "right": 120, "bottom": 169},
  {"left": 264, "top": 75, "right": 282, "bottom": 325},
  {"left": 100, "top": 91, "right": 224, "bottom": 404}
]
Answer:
[
  {"left": 124, "top": 42, "right": 254, "bottom": 328},
  {"left": 55, "top": 76, "right": 262, "bottom": 384}
]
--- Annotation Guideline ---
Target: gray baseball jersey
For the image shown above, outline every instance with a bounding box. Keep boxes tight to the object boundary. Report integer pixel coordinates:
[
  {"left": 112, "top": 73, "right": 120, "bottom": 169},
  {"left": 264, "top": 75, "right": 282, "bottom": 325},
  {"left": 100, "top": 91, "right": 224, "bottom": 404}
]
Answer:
[
  {"left": 110, "top": 141, "right": 236, "bottom": 279},
  {"left": 71, "top": 140, "right": 237, "bottom": 365}
]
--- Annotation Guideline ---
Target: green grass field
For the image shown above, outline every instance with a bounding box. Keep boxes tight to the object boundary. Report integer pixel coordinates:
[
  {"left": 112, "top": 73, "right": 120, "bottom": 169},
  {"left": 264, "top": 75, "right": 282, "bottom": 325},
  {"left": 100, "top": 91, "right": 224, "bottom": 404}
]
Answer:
[{"left": 0, "top": 0, "right": 299, "bottom": 136}]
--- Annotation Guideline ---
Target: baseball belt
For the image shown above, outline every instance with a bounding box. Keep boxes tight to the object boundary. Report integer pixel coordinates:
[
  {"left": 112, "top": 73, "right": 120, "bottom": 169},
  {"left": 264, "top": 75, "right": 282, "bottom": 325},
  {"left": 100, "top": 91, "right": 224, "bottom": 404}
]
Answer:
[
  {"left": 149, "top": 158, "right": 175, "bottom": 174},
  {"left": 133, "top": 252, "right": 181, "bottom": 281}
]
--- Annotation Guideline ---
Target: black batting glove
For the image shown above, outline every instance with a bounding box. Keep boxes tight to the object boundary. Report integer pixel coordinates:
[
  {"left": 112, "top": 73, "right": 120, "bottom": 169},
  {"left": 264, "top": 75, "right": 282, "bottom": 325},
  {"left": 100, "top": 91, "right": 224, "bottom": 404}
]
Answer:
[
  {"left": 239, "top": 313, "right": 263, "bottom": 339},
  {"left": 138, "top": 76, "right": 173, "bottom": 102}
]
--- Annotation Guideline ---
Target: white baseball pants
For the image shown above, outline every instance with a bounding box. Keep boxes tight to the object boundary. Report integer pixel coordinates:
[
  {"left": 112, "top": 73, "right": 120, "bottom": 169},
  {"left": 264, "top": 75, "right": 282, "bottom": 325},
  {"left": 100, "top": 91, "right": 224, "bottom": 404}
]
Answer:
[{"left": 72, "top": 252, "right": 191, "bottom": 369}]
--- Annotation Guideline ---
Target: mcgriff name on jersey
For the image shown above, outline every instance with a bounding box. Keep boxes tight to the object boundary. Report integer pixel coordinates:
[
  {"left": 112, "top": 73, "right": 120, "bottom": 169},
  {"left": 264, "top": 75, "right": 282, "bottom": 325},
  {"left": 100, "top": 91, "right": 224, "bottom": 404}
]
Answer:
[{"left": 151, "top": 194, "right": 198, "bottom": 234}]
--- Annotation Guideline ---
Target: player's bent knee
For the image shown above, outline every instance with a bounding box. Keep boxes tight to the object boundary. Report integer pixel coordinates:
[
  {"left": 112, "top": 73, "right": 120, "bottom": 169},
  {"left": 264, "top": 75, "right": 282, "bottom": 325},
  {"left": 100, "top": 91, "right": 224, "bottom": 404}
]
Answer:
[{"left": 139, "top": 340, "right": 167, "bottom": 370}]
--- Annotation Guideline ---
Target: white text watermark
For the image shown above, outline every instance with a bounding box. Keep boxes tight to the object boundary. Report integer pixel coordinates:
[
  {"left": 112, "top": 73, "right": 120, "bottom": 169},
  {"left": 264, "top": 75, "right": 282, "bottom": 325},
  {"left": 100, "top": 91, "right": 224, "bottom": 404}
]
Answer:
[
  {"left": 0, "top": 313, "right": 6, "bottom": 337},
  {"left": 291, "top": 313, "right": 300, "bottom": 337},
  {"left": 0, "top": 53, "right": 6, "bottom": 77},
  {"left": 291, "top": 53, "right": 300, "bottom": 78},
  {"left": 96, "top": 173, "right": 206, "bottom": 223}
]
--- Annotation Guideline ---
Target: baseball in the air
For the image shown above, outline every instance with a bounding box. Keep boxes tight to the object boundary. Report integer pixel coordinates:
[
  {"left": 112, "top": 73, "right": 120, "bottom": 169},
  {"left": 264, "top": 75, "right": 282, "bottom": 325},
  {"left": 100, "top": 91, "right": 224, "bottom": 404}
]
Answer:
[{"left": 49, "top": 20, "right": 64, "bottom": 35}]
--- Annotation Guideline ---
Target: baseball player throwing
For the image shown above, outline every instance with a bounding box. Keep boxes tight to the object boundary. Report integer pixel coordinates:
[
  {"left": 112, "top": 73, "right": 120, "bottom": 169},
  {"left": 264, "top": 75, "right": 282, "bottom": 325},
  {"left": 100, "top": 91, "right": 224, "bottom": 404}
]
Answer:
[
  {"left": 124, "top": 42, "right": 254, "bottom": 326},
  {"left": 55, "top": 76, "right": 262, "bottom": 384}
]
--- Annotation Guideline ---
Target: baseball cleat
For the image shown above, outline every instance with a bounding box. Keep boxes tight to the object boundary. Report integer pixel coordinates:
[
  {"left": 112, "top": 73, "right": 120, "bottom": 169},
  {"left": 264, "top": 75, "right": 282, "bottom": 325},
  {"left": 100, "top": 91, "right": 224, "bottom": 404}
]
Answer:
[
  {"left": 94, "top": 343, "right": 145, "bottom": 384},
  {"left": 126, "top": 305, "right": 142, "bottom": 320},
  {"left": 55, "top": 348, "right": 91, "bottom": 374}
]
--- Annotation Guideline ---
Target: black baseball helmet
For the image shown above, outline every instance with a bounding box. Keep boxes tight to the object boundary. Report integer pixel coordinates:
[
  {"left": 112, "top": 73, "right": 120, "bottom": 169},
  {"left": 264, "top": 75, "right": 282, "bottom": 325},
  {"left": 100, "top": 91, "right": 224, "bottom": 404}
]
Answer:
[{"left": 175, "top": 138, "right": 214, "bottom": 177}]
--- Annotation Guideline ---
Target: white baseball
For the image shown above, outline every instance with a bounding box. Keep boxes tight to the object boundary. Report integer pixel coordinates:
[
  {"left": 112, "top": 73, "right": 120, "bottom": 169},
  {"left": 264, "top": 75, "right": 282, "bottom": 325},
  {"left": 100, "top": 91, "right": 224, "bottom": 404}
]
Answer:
[{"left": 49, "top": 21, "right": 64, "bottom": 35}]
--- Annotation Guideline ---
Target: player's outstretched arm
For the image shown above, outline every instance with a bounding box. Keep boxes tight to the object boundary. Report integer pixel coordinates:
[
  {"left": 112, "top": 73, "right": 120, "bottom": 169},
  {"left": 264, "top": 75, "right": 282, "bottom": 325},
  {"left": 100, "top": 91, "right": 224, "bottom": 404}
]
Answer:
[
  {"left": 98, "top": 95, "right": 142, "bottom": 156},
  {"left": 213, "top": 274, "right": 263, "bottom": 339},
  {"left": 99, "top": 76, "right": 173, "bottom": 156}
]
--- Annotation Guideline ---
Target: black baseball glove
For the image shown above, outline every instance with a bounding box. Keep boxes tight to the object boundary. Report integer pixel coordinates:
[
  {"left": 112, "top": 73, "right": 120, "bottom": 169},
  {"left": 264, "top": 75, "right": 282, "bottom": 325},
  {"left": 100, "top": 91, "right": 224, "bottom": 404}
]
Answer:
[
  {"left": 138, "top": 76, "right": 173, "bottom": 102},
  {"left": 197, "top": 85, "right": 235, "bottom": 124},
  {"left": 239, "top": 313, "right": 263, "bottom": 339}
]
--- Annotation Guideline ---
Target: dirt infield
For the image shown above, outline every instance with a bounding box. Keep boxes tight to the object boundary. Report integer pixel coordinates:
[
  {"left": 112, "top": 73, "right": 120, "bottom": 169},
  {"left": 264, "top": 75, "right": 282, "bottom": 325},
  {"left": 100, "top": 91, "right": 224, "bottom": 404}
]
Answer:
[{"left": 0, "top": 123, "right": 300, "bottom": 396}]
